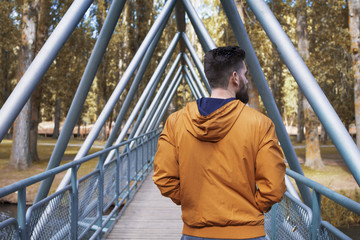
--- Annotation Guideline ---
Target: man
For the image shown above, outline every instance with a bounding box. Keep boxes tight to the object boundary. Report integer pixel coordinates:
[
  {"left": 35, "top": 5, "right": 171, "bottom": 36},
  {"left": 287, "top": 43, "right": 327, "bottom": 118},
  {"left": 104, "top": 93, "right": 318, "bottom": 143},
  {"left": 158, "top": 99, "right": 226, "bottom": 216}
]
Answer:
[{"left": 153, "top": 46, "right": 286, "bottom": 240}]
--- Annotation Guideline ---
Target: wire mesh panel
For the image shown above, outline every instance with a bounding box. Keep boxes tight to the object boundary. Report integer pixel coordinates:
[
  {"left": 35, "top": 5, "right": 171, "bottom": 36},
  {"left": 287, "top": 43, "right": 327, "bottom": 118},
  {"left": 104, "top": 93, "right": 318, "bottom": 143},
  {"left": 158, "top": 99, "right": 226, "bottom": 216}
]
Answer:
[
  {"left": 129, "top": 147, "right": 137, "bottom": 181},
  {"left": 264, "top": 191, "right": 312, "bottom": 240},
  {"left": 119, "top": 153, "right": 129, "bottom": 193},
  {"left": 78, "top": 172, "right": 99, "bottom": 239},
  {"left": 0, "top": 218, "right": 19, "bottom": 240},
  {"left": 103, "top": 160, "right": 117, "bottom": 211},
  {"left": 27, "top": 186, "right": 72, "bottom": 240},
  {"left": 318, "top": 221, "right": 351, "bottom": 240}
]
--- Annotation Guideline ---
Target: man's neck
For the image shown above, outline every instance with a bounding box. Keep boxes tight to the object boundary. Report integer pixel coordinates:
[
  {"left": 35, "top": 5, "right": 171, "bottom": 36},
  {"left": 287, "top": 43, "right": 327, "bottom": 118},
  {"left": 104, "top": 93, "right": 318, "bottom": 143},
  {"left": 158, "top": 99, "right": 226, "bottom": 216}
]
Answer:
[{"left": 210, "top": 88, "right": 235, "bottom": 99}]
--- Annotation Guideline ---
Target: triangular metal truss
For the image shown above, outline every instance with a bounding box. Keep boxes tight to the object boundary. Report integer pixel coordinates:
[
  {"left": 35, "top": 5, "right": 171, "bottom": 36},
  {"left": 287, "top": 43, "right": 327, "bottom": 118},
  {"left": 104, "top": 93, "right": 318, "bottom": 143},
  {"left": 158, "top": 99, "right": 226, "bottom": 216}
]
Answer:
[{"left": 0, "top": 0, "right": 359, "bottom": 230}]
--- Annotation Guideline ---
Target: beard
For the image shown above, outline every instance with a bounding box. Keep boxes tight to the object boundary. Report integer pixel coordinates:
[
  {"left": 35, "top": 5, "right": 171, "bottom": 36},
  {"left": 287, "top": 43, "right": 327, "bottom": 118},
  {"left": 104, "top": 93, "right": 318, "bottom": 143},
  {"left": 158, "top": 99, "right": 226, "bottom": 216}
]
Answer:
[{"left": 236, "top": 85, "right": 249, "bottom": 104}]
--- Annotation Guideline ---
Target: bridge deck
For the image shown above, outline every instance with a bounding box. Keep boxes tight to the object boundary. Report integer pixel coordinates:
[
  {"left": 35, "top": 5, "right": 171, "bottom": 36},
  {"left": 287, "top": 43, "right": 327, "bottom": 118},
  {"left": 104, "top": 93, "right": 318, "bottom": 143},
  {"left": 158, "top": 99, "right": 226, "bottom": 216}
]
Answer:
[{"left": 106, "top": 171, "right": 183, "bottom": 239}]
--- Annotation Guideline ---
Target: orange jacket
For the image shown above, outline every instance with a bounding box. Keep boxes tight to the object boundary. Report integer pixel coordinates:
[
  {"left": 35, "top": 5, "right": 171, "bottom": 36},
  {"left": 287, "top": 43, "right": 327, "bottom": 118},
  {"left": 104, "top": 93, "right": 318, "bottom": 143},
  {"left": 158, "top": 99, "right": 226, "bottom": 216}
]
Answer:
[{"left": 153, "top": 100, "right": 286, "bottom": 239}]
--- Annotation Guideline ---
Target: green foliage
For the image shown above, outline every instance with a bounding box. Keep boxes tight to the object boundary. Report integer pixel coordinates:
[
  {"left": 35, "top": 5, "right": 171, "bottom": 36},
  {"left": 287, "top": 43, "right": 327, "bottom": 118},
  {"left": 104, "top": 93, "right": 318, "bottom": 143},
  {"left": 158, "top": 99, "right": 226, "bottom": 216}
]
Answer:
[
  {"left": 0, "top": 1, "right": 20, "bottom": 106},
  {"left": 321, "top": 189, "right": 360, "bottom": 227},
  {"left": 0, "top": 0, "right": 356, "bottom": 133}
]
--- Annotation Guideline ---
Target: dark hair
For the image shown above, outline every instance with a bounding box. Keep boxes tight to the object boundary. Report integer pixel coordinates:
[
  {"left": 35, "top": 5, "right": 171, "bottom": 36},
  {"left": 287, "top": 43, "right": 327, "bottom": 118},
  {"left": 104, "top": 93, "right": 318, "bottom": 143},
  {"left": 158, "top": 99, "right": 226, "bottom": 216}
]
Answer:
[{"left": 204, "top": 46, "right": 246, "bottom": 89}]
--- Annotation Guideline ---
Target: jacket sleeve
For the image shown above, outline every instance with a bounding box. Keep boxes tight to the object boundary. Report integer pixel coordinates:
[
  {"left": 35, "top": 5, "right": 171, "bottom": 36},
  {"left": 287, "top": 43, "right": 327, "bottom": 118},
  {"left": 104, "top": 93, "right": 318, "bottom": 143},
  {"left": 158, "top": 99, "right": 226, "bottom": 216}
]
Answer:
[
  {"left": 255, "top": 121, "right": 286, "bottom": 213},
  {"left": 152, "top": 117, "right": 181, "bottom": 205}
]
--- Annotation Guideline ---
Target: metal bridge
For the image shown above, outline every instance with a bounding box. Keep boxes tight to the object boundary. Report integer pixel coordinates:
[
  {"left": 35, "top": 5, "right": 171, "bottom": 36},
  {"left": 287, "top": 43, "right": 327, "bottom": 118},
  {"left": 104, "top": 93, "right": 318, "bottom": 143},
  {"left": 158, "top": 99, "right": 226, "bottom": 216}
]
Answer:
[{"left": 0, "top": 0, "right": 359, "bottom": 239}]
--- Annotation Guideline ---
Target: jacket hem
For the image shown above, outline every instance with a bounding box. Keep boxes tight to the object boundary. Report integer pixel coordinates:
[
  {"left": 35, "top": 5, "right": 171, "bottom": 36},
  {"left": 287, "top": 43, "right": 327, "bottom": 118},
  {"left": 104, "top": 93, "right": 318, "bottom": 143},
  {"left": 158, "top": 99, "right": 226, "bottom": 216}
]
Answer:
[{"left": 183, "top": 223, "right": 266, "bottom": 239}]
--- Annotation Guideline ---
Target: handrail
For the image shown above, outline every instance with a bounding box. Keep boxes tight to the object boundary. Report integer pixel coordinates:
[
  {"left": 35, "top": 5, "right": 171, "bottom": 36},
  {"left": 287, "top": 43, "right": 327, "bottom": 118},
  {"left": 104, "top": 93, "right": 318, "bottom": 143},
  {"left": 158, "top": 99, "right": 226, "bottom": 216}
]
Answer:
[
  {"left": 286, "top": 168, "right": 360, "bottom": 239},
  {"left": 0, "top": 129, "right": 161, "bottom": 239},
  {"left": 286, "top": 168, "right": 360, "bottom": 215},
  {"left": 0, "top": 129, "right": 159, "bottom": 198}
]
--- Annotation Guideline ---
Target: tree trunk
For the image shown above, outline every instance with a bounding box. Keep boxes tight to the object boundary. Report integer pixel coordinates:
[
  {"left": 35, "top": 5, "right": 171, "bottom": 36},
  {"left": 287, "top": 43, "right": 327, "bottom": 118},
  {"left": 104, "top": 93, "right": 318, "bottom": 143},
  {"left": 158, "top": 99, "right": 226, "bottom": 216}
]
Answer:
[
  {"left": 349, "top": 0, "right": 360, "bottom": 148},
  {"left": 296, "top": 0, "right": 323, "bottom": 169},
  {"left": 304, "top": 99, "right": 324, "bottom": 169},
  {"left": 29, "top": 0, "right": 49, "bottom": 161},
  {"left": 234, "top": 0, "right": 261, "bottom": 111},
  {"left": 296, "top": 1, "right": 308, "bottom": 144},
  {"left": 53, "top": 96, "right": 61, "bottom": 138},
  {"left": 10, "top": 0, "right": 40, "bottom": 169},
  {"left": 297, "top": 90, "right": 305, "bottom": 142}
]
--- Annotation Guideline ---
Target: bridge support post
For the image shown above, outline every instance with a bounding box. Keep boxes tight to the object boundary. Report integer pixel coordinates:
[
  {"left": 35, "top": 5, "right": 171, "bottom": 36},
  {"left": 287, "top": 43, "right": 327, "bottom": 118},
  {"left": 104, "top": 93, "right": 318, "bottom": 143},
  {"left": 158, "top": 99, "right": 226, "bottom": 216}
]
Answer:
[
  {"left": 135, "top": 54, "right": 182, "bottom": 136},
  {"left": 184, "top": 70, "right": 201, "bottom": 99},
  {"left": 70, "top": 166, "right": 79, "bottom": 239},
  {"left": 182, "top": 0, "right": 216, "bottom": 52},
  {"left": 311, "top": 191, "right": 321, "bottom": 240},
  {"left": 154, "top": 74, "right": 184, "bottom": 129},
  {"left": 221, "top": 0, "right": 313, "bottom": 207},
  {"left": 245, "top": 0, "right": 360, "bottom": 186},
  {"left": 0, "top": 0, "right": 93, "bottom": 141},
  {"left": 183, "top": 54, "right": 208, "bottom": 97},
  {"left": 147, "top": 67, "right": 183, "bottom": 131},
  {"left": 182, "top": 33, "right": 211, "bottom": 93},
  {"left": 35, "top": 0, "right": 127, "bottom": 203},
  {"left": 184, "top": 68, "right": 201, "bottom": 99},
  {"left": 17, "top": 188, "right": 27, "bottom": 240}
]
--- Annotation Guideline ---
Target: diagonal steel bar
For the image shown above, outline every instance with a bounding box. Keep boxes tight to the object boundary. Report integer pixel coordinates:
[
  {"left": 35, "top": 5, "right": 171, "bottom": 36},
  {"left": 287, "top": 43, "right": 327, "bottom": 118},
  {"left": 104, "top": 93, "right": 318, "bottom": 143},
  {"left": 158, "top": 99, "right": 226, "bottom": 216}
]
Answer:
[
  {"left": 221, "top": 0, "right": 313, "bottom": 206},
  {"left": 182, "top": 32, "right": 211, "bottom": 93},
  {"left": 154, "top": 74, "right": 184, "bottom": 129},
  {"left": 183, "top": 53, "right": 208, "bottom": 97},
  {"left": 35, "top": 0, "right": 127, "bottom": 203},
  {"left": 55, "top": 15, "right": 167, "bottom": 193},
  {"left": 134, "top": 54, "right": 182, "bottom": 137},
  {"left": 147, "top": 66, "right": 183, "bottom": 132},
  {"left": 184, "top": 66, "right": 202, "bottom": 99},
  {"left": 105, "top": 33, "right": 181, "bottom": 163},
  {"left": 126, "top": 37, "right": 181, "bottom": 141},
  {"left": 0, "top": 0, "right": 93, "bottom": 141},
  {"left": 182, "top": 0, "right": 216, "bottom": 52},
  {"left": 245, "top": 0, "right": 360, "bottom": 187}
]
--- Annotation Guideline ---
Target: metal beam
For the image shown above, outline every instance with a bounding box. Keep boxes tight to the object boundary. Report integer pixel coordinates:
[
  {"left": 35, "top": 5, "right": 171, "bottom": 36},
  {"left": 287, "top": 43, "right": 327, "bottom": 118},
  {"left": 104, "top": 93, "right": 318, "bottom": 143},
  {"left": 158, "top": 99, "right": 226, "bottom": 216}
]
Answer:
[
  {"left": 182, "top": 32, "right": 211, "bottom": 93},
  {"left": 35, "top": 0, "right": 127, "bottom": 203},
  {"left": 221, "top": 0, "right": 313, "bottom": 206},
  {"left": 246, "top": 0, "right": 360, "bottom": 186},
  {"left": 154, "top": 74, "right": 184, "bottom": 129},
  {"left": 183, "top": 53, "right": 208, "bottom": 97},
  {"left": 105, "top": 33, "right": 181, "bottom": 163},
  {"left": 135, "top": 54, "right": 182, "bottom": 136},
  {"left": 182, "top": 0, "right": 216, "bottom": 52},
  {"left": 147, "top": 67, "right": 183, "bottom": 132},
  {"left": 184, "top": 66, "right": 201, "bottom": 99},
  {"left": 175, "top": 0, "right": 186, "bottom": 65},
  {"left": 55, "top": 15, "right": 167, "bottom": 192},
  {"left": 0, "top": 0, "right": 93, "bottom": 141}
]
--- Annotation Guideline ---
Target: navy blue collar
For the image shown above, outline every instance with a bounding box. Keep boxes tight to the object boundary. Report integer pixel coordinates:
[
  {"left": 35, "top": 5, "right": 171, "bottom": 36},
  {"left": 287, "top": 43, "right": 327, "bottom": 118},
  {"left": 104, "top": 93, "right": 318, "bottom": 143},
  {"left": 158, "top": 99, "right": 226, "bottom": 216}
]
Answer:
[{"left": 196, "top": 97, "right": 236, "bottom": 117}]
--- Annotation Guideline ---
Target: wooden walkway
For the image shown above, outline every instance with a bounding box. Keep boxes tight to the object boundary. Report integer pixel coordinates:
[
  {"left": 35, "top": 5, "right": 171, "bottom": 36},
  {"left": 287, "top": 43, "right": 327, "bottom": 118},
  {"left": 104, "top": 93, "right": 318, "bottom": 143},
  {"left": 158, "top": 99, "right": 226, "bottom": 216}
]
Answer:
[{"left": 105, "top": 171, "right": 183, "bottom": 239}]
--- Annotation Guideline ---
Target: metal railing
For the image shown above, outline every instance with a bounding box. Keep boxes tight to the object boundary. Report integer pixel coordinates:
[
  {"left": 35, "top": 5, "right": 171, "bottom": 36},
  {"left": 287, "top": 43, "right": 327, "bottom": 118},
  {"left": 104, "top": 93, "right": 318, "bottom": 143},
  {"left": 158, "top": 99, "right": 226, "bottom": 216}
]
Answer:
[
  {"left": 0, "top": 129, "right": 161, "bottom": 239},
  {"left": 266, "top": 168, "right": 360, "bottom": 240}
]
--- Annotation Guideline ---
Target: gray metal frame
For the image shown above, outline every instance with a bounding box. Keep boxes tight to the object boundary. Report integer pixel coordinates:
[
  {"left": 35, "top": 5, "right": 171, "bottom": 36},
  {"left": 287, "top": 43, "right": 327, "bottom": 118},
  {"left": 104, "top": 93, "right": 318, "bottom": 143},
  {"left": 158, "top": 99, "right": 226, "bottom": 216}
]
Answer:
[
  {"left": 0, "top": 0, "right": 94, "bottom": 141},
  {"left": 0, "top": 0, "right": 359, "bottom": 239},
  {"left": 245, "top": 0, "right": 360, "bottom": 187},
  {"left": 220, "top": 0, "right": 313, "bottom": 207}
]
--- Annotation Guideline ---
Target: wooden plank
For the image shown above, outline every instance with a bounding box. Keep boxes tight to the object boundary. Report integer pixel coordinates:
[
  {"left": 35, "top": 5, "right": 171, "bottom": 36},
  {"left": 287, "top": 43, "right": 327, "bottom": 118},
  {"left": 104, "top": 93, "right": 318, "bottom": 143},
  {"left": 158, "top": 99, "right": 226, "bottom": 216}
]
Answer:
[{"left": 105, "top": 171, "right": 183, "bottom": 239}]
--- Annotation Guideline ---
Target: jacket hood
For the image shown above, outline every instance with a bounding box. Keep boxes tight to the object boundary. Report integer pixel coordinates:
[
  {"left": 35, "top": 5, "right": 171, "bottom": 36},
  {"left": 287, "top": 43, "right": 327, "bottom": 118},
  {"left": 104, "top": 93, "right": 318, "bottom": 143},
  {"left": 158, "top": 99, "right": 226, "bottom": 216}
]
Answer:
[{"left": 184, "top": 100, "right": 245, "bottom": 142}]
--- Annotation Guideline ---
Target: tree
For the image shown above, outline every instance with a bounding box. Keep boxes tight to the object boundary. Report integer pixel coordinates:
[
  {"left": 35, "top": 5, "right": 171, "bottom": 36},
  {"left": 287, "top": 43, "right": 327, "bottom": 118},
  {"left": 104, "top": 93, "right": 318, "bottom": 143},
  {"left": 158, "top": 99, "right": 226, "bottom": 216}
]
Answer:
[
  {"left": 10, "top": 0, "right": 40, "bottom": 169},
  {"left": 30, "top": 0, "right": 51, "bottom": 161},
  {"left": 0, "top": 1, "right": 19, "bottom": 111},
  {"left": 234, "top": 0, "right": 261, "bottom": 111},
  {"left": 349, "top": 0, "right": 360, "bottom": 148},
  {"left": 297, "top": 0, "right": 323, "bottom": 169}
]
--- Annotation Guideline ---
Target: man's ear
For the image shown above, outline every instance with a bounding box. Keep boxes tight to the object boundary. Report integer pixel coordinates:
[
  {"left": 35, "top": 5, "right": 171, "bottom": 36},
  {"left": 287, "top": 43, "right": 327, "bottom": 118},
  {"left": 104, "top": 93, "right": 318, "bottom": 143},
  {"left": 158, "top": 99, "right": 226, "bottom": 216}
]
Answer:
[{"left": 231, "top": 71, "right": 239, "bottom": 87}]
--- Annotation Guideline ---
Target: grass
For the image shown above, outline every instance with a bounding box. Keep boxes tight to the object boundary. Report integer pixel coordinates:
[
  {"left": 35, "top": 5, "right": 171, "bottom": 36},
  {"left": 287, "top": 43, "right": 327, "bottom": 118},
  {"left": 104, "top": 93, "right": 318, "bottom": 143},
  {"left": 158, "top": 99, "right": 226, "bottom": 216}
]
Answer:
[
  {"left": 0, "top": 136, "right": 359, "bottom": 228},
  {"left": 0, "top": 137, "right": 106, "bottom": 204}
]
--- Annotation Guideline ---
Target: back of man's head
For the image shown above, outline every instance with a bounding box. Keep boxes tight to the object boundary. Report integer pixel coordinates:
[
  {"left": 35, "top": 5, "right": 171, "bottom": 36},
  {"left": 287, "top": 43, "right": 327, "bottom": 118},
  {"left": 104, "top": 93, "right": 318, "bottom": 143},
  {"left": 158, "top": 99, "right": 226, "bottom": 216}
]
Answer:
[{"left": 204, "top": 46, "right": 246, "bottom": 89}]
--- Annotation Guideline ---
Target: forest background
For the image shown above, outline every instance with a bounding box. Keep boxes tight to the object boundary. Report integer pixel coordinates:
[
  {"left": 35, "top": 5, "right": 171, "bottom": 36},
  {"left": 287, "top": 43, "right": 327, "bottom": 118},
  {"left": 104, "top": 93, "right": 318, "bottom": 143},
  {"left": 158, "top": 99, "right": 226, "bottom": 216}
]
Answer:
[{"left": 0, "top": 0, "right": 358, "bottom": 172}]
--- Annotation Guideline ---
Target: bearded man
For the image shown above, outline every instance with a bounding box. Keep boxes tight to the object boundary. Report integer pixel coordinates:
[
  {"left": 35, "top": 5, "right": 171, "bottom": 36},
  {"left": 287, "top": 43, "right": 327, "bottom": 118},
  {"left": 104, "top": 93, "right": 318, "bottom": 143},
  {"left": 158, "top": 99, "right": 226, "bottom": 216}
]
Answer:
[{"left": 153, "top": 46, "right": 286, "bottom": 240}]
